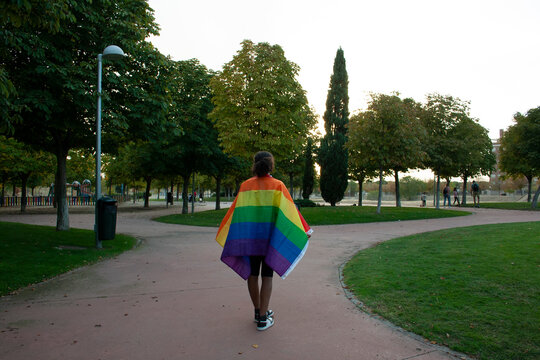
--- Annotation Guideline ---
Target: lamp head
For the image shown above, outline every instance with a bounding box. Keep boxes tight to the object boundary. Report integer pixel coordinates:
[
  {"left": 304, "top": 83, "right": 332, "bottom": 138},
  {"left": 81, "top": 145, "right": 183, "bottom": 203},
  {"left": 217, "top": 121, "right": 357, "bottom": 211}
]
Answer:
[{"left": 102, "top": 45, "right": 125, "bottom": 60}]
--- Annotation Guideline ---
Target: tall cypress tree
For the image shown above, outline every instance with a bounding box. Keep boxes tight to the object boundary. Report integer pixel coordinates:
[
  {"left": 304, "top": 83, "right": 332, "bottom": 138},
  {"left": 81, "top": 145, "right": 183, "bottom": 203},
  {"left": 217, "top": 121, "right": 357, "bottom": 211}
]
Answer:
[{"left": 318, "top": 48, "right": 349, "bottom": 206}]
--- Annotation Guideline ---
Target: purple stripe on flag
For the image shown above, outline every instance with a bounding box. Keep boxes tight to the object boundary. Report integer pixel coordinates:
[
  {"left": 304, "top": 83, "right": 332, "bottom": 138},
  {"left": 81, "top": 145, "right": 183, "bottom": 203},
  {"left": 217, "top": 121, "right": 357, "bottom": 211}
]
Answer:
[
  {"left": 221, "top": 255, "right": 251, "bottom": 280},
  {"left": 265, "top": 245, "right": 292, "bottom": 277},
  {"left": 221, "top": 236, "right": 269, "bottom": 257}
]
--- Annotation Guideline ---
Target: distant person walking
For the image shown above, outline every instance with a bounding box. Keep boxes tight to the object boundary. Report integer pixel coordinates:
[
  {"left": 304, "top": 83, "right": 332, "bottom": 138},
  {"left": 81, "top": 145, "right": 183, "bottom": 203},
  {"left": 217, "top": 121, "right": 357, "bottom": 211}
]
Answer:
[
  {"left": 453, "top": 187, "right": 460, "bottom": 206},
  {"left": 471, "top": 180, "right": 480, "bottom": 208},
  {"left": 215, "top": 151, "right": 312, "bottom": 331},
  {"left": 443, "top": 184, "right": 451, "bottom": 207}
]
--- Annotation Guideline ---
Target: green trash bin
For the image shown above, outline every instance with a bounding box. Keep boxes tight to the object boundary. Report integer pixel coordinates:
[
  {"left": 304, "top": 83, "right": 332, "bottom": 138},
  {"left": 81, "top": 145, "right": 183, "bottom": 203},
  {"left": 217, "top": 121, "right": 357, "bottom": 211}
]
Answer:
[{"left": 97, "top": 197, "right": 117, "bottom": 240}]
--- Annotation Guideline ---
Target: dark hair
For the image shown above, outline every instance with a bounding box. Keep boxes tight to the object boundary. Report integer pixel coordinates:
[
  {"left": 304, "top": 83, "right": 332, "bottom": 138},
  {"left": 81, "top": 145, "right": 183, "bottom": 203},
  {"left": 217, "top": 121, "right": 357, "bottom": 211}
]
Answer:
[{"left": 252, "top": 151, "right": 274, "bottom": 177}]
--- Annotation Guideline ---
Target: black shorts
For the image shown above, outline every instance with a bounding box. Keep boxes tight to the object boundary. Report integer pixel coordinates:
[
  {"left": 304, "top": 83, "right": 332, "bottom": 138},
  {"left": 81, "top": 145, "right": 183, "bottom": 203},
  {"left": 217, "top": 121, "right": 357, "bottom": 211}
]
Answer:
[{"left": 250, "top": 256, "right": 273, "bottom": 277}]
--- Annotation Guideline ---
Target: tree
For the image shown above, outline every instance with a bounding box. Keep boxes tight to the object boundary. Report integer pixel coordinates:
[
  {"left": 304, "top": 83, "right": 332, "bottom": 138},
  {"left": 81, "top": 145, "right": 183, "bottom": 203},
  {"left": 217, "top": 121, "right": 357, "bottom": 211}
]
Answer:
[
  {"left": 206, "top": 152, "right": 242, "bottom": 210},
  {"left": 0, "top": 136, "right": 51, "bottom": 212},
  {"left": 347, "top": 112, "right": 378, "bottom": 206},
  {"left": 160, "top": 59, "right": 216, "bottom": 214},
  {"left": 1, "top": 0, "right": 164, "bottom": 230},
  {"left": 348, "top": 93, "right": 425, "bottom": 212},
  {"left": 210, "top": 40, "right": 315, "bottom": 167},
  {"left": 66, "top": 150, "right": 95, "bottom": 184},
  {"left": 386, "top": 96, "right": 426, "bottom": 207},
  {"left": 318, "top": 48, "right": 349, "bottom": 206},
  {"left": 400, "top": 176, "right": 427, "bottom": 200},
  {"left": 421, "top": 94, "right": 471, "bottom": 209},
  {"left": 302, "top": 138, "right": 316, "bottom": 200},
  {"left": 280, "top": 145, "right": 305, "bottom": 198},
  {"left": 500, "top": 107, "right": 540, "bottom": 207},
  {"left": 0, "top": 0, "right": 75, "bottom": 134},
  {"left": 452, "top": 118, "right": 496, "bottom": 205}
]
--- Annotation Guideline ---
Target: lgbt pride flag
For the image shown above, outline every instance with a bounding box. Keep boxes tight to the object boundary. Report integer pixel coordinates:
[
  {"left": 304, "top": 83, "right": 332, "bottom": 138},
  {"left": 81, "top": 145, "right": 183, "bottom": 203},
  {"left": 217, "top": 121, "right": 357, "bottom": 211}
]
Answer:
[{"left": 216, "top": 176, "right": 312, "bottom": 280}]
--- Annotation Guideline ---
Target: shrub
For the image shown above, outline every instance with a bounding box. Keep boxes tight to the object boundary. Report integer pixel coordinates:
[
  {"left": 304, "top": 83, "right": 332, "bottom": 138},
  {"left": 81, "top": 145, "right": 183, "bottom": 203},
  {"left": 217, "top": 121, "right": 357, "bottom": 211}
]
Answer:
[{"left": 294, "top": 199, "right": 318, "bottom": 207}]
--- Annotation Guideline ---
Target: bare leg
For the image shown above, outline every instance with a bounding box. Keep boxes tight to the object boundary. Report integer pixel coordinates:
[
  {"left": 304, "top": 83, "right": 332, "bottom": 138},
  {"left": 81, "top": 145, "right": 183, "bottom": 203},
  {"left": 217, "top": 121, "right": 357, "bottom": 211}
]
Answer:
[
  {"left": 259, "top": 276, "right": 273, "bottom": 315},
  {"left": 247, "top": 275, "right": 259, "bottom": 309}
]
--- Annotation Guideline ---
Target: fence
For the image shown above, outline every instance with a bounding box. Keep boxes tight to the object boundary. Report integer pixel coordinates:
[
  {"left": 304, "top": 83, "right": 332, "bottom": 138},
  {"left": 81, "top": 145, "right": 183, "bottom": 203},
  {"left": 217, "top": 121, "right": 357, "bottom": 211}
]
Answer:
[{"left": 0, "top": 195, "right": 131, "bottom": 208}]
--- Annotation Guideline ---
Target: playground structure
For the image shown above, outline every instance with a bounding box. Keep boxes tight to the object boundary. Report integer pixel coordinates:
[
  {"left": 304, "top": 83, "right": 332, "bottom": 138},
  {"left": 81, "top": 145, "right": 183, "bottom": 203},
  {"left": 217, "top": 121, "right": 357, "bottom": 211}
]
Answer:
[
  {"left": 45, "top": 180, "right": 94, "bottom": 205},
  {"left": 1, "top": 179, "right": 128, "bottom": 208}
]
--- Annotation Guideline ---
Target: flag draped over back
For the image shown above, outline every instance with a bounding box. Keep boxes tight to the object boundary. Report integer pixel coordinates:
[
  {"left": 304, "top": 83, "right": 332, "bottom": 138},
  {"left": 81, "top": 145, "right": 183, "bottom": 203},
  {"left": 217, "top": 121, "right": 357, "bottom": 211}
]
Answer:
[{"left": 216, "top": 176, "right": 311, "bottom": 279}]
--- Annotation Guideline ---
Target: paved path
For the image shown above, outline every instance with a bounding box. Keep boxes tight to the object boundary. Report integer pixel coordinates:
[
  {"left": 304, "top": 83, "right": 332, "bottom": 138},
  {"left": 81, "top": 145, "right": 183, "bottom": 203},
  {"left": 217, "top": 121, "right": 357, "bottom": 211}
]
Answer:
[{"left": 1, "top": 206, "right": 538, "bottom": 360}]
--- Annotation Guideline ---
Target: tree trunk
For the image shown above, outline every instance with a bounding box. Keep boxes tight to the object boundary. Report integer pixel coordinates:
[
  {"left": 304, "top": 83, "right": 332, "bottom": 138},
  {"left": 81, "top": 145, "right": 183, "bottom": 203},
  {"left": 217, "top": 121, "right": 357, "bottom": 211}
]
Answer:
[
  {"left": 182, "top": 174, "right": 190, "bottom": 214},
  {"left": 435, "top": 175, "right": 440, "bottom": 209},
  {"left": 531, "top": 185, "right": 539, "bottom": 209},
  {"left": 12, "top": 182, "right": 16, "bottom": 196},
  {"left": 144, "top": 176, "right": 152, "bottom": 208},
  {"left": 394, "top": 170, "right": 401, "bottom": 207},
  {"left": 526, "top": 175, "right": 532, "bottom": 202},
  {"left": 377, "top": 165, "right": 383, "bottom": 214},
  {"left": 55, "top": 149, "right": 70, "bottom": 231},
  {"left": 357, "top": 175, "right": 364, "bottom": 206},
  {"left": 461, "top": 175, "right": 468, "bottom": 206},
  {"left": 215, "top": 176, "right": 221, "bottom": 210},
  {"left": 191, "top": 172, "right": 196, "bottom": 214},
  {"left": 1, "top": 177, "right": 5, "bottom": 207},
  {"left": 20, "top": 173, "right": 30, "bottom": 213}
]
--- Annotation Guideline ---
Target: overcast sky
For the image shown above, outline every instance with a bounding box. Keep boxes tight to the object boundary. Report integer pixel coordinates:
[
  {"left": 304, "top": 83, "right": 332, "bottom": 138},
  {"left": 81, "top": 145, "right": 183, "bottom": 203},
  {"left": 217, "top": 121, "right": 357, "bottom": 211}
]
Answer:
[{"left": 147, "top": 0, "right": 540, "bottom": 141}]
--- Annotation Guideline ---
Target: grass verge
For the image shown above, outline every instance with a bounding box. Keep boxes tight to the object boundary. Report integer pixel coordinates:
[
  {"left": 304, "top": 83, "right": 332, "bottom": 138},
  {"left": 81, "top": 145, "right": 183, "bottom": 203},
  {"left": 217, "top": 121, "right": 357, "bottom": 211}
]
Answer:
[
  {"left": 0, "top": 221, "right": 137, "bottom": 296},
  {"left": 155, "top": 205, "right": 470, "bottom": 227},
  {"left": 342, "top": 222, "right": 540, "bottom": 360},
  {"left": 462, "top": 202, "right": 539, "bottom": 210}
]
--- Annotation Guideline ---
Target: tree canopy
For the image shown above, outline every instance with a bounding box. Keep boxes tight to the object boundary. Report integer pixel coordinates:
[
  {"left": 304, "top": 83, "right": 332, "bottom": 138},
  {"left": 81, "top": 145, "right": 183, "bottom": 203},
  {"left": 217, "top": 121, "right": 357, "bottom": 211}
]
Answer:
[
  {"left": 452, "top": 117, "right": 496, "bottom": 205},
  {"left": 421, "top": 94, "right": 472, "bottom": 208},
  {"left": 347, "top": 111, "right": 379, "bottom": 207},
  {"left": 500, "top": 106, "right": 540, "bottom": 207},
  {"left": 210, "top": 40, "right": 315, "bottom": 167},
  {"left": 1, "top": 0, "right": 165, "bottom": 229}
]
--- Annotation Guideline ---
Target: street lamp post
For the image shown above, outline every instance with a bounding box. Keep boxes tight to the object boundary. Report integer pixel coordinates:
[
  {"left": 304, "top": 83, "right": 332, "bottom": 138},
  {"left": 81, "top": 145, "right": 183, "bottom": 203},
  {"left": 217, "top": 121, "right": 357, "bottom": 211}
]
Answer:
[{"left": 95, "top": 45, "right": 125, "bottom": 249}]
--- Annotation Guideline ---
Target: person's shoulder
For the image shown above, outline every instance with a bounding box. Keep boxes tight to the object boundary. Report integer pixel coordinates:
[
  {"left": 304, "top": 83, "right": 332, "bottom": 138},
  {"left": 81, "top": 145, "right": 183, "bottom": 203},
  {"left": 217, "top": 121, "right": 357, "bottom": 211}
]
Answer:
[
  {"left": 240, "top": 176, "right": 284, "bottom": 191},
  {"left": 268, "top": 176, "right": 284, "bottom": 185},
  {"left": 242, "top": 176, "right": 258, "bottom": 185}
]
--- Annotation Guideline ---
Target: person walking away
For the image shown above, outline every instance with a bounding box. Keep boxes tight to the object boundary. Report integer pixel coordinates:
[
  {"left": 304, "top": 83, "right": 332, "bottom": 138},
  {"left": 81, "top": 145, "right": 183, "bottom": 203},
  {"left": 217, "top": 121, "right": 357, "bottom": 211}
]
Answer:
[
  {"left": 443, "top": 184, "right": 451, "bottom": 207},
  {"left": 216, "top": 151, "right": 312, "bottom": 331},
  {"left": 471, "top": 180, "right": 480, "bottom": 208},
  {"left": 453, "top": 187, "right": 460, "bottom": 206}
]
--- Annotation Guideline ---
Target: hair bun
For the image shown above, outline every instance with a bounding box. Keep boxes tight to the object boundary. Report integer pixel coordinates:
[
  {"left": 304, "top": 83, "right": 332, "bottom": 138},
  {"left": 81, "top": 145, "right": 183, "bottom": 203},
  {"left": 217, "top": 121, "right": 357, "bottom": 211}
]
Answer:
[{"left": 252, "top": 151, "right": 274, "bottom": 177}]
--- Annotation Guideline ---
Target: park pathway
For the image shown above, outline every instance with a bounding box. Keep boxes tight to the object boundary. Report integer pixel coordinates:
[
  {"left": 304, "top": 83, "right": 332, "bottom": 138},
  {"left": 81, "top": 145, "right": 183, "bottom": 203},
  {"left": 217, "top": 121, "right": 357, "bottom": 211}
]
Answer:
[{"left": 0, "top": 206, "right": 538, "bottom": 360}]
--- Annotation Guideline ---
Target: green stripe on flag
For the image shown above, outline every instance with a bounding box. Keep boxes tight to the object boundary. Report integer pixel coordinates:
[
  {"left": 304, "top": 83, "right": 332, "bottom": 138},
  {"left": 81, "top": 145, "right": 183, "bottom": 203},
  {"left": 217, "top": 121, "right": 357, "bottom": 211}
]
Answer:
[{"left": 231, "top": 206, "right": 279, "bottom": 224}]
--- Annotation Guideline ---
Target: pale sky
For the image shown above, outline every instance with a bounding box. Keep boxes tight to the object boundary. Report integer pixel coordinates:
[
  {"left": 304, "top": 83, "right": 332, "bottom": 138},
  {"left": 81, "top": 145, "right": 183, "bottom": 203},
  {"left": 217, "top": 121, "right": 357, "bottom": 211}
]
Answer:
[{"left": 147, "top": 0, "right": 540, "bottom": 142}]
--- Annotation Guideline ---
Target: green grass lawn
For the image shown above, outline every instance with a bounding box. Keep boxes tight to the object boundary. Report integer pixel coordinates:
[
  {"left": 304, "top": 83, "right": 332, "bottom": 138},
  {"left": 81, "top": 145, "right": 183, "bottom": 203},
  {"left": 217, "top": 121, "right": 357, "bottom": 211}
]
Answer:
[
  {"left": 462, "top": 202, "right": 539, "bottom": 210},
  {"left": 155, "top": 206, "right": 470, "bottom": 227},
  {"left": 0, "top": 221, "right": 137, "bottom": 296},
  {"left": 342, "top": 222, "right": 540, "bottom": 360}
]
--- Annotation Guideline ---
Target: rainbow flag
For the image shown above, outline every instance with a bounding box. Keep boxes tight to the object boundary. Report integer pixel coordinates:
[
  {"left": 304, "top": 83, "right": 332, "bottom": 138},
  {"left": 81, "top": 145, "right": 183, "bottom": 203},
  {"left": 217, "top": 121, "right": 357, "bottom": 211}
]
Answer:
[{"left": 216, "top": 176, "right": 312, "bottom": 279}]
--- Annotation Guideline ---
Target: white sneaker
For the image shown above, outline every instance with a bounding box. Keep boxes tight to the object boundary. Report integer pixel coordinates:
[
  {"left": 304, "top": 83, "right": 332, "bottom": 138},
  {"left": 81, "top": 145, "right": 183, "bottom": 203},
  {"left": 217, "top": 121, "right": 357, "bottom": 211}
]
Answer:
[
  {"left": 256, "top": 315, "right": 274, "bottom": 331},
  {"left": 254, "top": 310, "right": 274, "bottom": 323}
]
